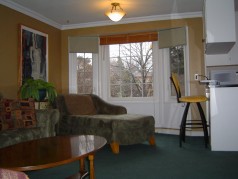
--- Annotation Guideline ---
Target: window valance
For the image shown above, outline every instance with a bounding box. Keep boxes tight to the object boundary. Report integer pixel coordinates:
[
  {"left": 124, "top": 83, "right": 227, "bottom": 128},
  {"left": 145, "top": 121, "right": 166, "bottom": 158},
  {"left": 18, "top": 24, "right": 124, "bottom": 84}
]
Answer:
[
  {"left": 68, "top": 36, "right": 99, "bottom": 53},
  {"left": 159, "top": 27, "right": 187, "bottom": 49},
  {"left": 100, "top": 32, "right": 158, "bottom": 45}
]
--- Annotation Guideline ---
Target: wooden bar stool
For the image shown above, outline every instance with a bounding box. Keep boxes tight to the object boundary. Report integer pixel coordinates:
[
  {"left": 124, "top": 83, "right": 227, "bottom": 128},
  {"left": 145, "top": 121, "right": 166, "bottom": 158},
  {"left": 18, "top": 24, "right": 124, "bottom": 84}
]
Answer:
[{"left": 170, "top": 73, "right": 209, "bottom": 147}]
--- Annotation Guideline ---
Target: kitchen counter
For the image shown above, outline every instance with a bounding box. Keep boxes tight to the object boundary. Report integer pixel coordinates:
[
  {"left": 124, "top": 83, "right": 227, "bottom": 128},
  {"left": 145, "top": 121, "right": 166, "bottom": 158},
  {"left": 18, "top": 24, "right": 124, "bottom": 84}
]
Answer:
[
  {"left": 215, "top": 84, "right": 238, "bottom": 87},
  {"left": 209, "top": 86, "right": 238, "bottom": 151},
  {"left": 200, "top": 80, "right": 238, "bottom": 88}
]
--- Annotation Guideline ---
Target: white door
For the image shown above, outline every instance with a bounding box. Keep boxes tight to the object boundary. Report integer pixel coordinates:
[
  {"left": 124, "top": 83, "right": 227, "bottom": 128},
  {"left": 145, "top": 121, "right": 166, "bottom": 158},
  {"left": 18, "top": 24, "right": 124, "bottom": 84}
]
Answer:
[{"left": 157, "top": 46, "right": 190, "bottom": 133}]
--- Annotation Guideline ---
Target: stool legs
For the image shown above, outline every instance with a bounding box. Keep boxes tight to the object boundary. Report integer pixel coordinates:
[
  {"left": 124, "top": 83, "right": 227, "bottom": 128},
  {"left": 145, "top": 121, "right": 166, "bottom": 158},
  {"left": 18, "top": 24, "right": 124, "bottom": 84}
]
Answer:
[
  {"left": 179, "top": 102, "right": 209, "bottom": 148},
  {"left": 197, "top": 103, "right": 209, "bottom": 148},
  {"left": 180, "top": 103, "right": 190, "bottom": 147}
]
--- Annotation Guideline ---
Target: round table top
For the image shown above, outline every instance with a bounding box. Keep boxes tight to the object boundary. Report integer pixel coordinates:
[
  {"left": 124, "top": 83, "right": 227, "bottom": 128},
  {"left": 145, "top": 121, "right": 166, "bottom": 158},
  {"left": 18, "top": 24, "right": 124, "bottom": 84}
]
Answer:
[{"left": 0, "top": 135, "right": 107, "bottom": 171}]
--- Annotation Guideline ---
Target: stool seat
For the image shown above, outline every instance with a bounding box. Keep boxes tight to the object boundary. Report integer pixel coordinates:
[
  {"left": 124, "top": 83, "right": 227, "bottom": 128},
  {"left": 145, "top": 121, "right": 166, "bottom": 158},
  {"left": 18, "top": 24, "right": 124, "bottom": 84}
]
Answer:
[
  {"left": 170, "top": 73, "right": 209, "bottom": 148},
  {"left": 179, "top": 95, "right": 208, "bottom": 103}
]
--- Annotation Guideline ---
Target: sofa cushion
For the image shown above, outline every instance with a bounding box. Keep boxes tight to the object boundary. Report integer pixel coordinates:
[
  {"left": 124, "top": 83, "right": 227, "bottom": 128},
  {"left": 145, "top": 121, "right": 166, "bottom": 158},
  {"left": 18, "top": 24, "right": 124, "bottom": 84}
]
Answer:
[
  {"left": 58, "top": 115, "right": 113, "bottom": 141},
  {"left": 0, "top": 109, "right": 60, "bottom": 149},
  {"left": 0, "top": 99, "right": 36, "bottom": 131},
  {"left": 0, "top": 127, "right": 41, "bottom": 149},
  {"left": 64, "top": 94, "right": 97, "bottom": 115},
  {"left": 58, "top": 113, "right": 155, "bottom": 145}
]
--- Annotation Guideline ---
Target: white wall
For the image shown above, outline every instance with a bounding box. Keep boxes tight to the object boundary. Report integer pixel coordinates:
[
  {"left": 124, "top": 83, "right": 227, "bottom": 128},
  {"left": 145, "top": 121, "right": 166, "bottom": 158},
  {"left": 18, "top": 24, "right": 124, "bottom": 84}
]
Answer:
[{"left": 112, "top": 101, "right": 160, "bottom": 127}]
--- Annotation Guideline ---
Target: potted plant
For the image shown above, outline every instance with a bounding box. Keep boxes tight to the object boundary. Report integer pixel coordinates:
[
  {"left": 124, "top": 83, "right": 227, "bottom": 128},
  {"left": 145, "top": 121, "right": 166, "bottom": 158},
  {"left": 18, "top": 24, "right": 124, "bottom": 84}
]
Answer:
[{"left": 20, "top": 78, "right": 57, "bottom": 105}]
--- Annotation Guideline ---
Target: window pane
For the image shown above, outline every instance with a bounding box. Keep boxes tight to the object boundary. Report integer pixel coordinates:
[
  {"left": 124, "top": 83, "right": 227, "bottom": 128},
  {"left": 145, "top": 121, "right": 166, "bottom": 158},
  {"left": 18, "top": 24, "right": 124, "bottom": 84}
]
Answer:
[
  {"left": 109, "top": 42, "right": 153, "bottom": 98},
  {"left": 120, "top": 44, "right": 130, "bottom": 57},
  {"left": 84, "top": 86, "right": 93, "bottom": 93},
  {"left": 84, "top": 59, "right": 92, "bottom": 72},
  {"left": 121, "top": 84, "right": 131, "bottom": 97},
  {"left": 110, "top": 72, "right": 121, "bottom": 84},
  {"left": 85, "top": 53, "right": 92, "bottom": 58},
  {"left": 77, "top": 53, "right": 84, "bottom": 58},
  {"left": 111, "top": 85, "right": 120, "bottom": 97},
  {"left": 144, "top": 83, "right": 153, "bottom": 97},
  {"left": 110, "top": 45, "right": 119, "bottom": 57},
  {"left": 78, "top": 73, "right": 84, "bottom": 83},
  {"left": 76, "top": 53, "right": 93, "bottom": 94},
  {"left": 78, "top": 86, "right": 84, "bottom": 93},
  {"left": 170, "top": 46, "right": 185, "bottom": 96},
  {"left": 132, "top": 83, "right": 142, "bottom": 97}
]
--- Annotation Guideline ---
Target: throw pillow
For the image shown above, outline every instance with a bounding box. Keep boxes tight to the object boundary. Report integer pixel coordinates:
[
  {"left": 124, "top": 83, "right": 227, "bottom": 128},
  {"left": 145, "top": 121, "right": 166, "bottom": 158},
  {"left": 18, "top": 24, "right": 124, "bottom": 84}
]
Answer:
[
  {"left": 19, "top": 99, "right": 37, "bottom": 128},
  {"left": 0, "top": 99, "right": 20, "bottom": 131},
  {"left": 0, "top": 98, "right": 36, "bottom": 131}
]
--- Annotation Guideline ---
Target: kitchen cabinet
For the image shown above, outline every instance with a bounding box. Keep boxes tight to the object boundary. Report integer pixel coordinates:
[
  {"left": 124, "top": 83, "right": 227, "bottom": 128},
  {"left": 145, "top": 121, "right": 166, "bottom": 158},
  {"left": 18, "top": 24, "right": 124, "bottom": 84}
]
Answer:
[
  {"left": 204, "top": 0, "right": 236, "bottom": 54},
  {"left": 205, "top": 54, "right": 238, "bottom": 66},
  {"left": 210, "top": 86, "right": 238, "bottom": 151}
]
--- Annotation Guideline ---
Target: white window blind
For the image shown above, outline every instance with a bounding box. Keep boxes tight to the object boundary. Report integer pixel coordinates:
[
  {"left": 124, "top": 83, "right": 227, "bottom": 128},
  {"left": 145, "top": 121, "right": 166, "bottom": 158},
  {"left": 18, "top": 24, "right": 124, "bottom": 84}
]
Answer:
[
  {"left": 68, "top": 36, "right": 99, "bottom": 53},
  {"left": 159, "top": 27, "right": 187, "bottom": 49}
]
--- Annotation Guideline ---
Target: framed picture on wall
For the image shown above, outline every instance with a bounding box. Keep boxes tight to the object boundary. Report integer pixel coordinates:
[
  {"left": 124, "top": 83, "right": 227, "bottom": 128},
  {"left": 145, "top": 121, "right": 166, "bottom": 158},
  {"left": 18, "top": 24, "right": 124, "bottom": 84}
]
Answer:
[{"left": 18, "top": 25, "right": 48, "bottom": 86}]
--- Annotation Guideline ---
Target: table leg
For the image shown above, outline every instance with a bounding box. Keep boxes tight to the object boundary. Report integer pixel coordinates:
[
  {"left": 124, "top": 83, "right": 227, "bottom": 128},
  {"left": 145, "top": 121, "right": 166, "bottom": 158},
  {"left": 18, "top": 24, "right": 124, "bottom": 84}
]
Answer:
[
  {"left": 65, "top": 159, "right": 88, "bottom": 179},
  {"left": 80, "top": 158, "right": 85, "bottom": 174},
  {"left": 88, "top": 154, "right": 95, "bottom": 179},
  {"left": 79, "top": 158, "right": 88, "bottom": 178}
]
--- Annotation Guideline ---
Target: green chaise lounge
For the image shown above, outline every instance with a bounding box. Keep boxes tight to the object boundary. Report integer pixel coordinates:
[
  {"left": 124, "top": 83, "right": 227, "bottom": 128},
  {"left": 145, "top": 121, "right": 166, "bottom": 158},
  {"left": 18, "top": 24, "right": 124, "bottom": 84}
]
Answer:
[{"left": 56, "top": 94, "right": 156, "bottom": 154}]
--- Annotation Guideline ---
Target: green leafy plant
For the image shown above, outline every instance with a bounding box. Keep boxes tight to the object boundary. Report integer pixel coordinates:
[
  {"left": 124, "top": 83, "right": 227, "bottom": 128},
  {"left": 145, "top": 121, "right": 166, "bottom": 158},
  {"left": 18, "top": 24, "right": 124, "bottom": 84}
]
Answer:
[{"left": 20, "top": 78, "right": 57, "bottom": 104}]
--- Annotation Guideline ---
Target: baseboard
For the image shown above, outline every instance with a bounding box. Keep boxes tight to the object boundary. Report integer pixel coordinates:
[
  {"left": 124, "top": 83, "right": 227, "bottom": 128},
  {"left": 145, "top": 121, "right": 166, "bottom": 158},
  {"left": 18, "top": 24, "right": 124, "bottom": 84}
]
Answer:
[
  {"left": 155, "top": 127, "right": 205, "bottom": 136},
  {"left": 155, "top": 128, "right": 179, "bottom": 135}
]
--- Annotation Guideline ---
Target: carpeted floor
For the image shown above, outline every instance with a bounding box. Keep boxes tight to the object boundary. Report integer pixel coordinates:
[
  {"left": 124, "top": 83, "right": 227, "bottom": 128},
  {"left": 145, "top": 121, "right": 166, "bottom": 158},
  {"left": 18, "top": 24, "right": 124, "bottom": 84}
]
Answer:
[{"left": 26, "top": 134, "right": 238, "bottom": 179}]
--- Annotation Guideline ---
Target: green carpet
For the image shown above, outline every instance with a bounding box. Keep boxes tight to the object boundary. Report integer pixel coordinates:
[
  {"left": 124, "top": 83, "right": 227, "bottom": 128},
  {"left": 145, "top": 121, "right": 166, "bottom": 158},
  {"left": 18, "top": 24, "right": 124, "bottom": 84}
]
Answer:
[{"left": 26, "top": 134, "right": 238, "bottom": 179}]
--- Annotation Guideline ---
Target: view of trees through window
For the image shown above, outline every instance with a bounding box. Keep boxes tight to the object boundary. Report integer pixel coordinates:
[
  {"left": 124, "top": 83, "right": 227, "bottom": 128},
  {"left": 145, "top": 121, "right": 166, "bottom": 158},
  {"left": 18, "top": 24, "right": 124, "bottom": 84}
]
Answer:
[
  {"left": 76, "top": 53, "right": 93, "bottom": 94},
  {"left": 74, "top": 45, "right": 184, "bottom": 98},
  {"left": 109, "top": 42, "right": 153, "bottom": 98},
  {"left": 169, "top": 46, "right": 185, "bottom": 96}
]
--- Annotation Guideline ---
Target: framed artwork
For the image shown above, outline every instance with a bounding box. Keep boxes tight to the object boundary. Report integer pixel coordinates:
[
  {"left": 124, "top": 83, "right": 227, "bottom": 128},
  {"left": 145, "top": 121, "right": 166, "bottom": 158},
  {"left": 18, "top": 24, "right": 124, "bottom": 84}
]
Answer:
[{"left": 19, "top": 25, "right": 48, "bottom": 86}]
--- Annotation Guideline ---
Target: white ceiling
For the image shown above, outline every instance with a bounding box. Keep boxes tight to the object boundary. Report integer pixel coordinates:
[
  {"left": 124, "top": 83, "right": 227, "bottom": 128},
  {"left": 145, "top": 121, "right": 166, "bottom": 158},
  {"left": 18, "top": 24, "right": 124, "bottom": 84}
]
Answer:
[{"left": 1, "top": 0, "right": 205, "bottom": 29}]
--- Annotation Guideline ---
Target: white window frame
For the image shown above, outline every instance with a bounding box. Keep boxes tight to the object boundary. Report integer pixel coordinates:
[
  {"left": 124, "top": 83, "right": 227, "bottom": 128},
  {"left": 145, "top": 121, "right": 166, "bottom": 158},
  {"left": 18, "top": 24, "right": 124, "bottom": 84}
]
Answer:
[
  {"left": 101, "top": 42, "right": 158, "bottom": 102},
  {"left": 69, "top": 53, "right": 77, "bottom": 93},
  {"left": 163, "top": 45, "right": 190, "bottom": 103},
  {"left": 68, "top": 53, "right": 99, "bottom": 94}
]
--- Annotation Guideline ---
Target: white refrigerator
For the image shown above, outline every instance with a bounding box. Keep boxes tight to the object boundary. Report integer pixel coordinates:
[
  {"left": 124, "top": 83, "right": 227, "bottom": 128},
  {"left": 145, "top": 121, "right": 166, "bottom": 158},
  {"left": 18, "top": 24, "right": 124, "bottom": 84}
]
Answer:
[{"left": 210, "top": 86, "right": 238, "bottom": 151}]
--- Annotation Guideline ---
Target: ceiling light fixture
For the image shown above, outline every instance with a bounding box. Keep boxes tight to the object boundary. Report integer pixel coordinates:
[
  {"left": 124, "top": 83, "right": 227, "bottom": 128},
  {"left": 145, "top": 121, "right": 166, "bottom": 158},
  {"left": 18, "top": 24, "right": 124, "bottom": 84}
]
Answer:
[{"left": 105, "top": 2, "right": 126, "bottom": 22}]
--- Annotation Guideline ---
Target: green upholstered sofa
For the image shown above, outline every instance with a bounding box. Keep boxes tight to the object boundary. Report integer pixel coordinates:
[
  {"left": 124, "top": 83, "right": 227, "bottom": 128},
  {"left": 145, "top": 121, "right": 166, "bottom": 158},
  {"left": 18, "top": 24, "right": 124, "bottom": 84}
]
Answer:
[
  {"left": 0, "top": 109, "right": 60, "bottom": 149},
  {"left": 56, "top": 94, "right": 156, "bottom": 154}
]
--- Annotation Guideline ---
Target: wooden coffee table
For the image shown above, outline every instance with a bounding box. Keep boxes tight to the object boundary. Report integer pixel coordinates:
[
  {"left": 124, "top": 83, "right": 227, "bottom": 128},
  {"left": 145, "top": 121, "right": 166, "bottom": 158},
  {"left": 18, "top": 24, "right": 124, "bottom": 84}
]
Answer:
[{"left": 0, "top": 135, "right": 107, "bottom": 179}]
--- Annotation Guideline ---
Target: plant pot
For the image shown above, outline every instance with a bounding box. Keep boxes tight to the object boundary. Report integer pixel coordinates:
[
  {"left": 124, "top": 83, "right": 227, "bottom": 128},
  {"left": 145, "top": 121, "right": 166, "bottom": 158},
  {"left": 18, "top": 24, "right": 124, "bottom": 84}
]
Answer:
[
  {"left": 38, "top": 89, "right": 46, "bottom": 101},
  {"left": 35, "top": 101, "right": 50, "bottom": 110}
]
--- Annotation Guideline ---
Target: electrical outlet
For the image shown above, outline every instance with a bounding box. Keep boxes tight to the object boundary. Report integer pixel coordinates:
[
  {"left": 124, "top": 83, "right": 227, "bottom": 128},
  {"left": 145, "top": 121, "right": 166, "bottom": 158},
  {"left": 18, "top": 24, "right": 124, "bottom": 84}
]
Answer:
[{"left": 194, "top": 74, "right": 199, "bottom": 81}]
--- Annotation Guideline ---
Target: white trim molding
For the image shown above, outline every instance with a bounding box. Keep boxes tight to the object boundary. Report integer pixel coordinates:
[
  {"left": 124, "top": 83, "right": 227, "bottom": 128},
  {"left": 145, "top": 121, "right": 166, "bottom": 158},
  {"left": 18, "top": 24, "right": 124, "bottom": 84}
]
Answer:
[
  {"left": 1, "top": 0, "right": 61, "bottom": 29},
  {"left": 1, "top": 0, "right": 202, "bottom": 30},
  {"left": 62, "top": 12, "right": 203, "bottom": 30},
  {"left": 155, "top": 128, "right": 204, "bottom": 136}
]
